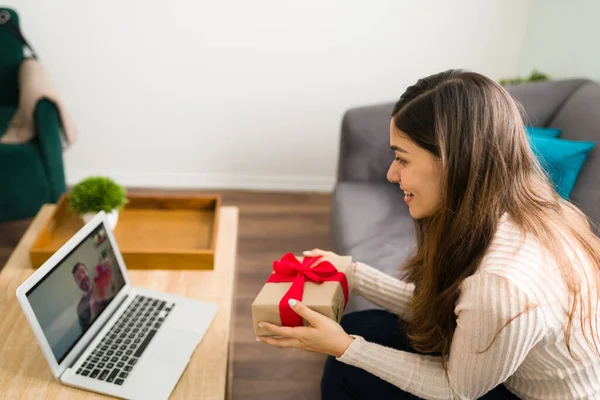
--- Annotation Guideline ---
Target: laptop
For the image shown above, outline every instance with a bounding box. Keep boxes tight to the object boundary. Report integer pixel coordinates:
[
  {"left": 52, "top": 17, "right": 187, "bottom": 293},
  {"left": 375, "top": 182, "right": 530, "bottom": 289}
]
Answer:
[{"left": 16, "top": 211, "right": 219, "bottom": 400}]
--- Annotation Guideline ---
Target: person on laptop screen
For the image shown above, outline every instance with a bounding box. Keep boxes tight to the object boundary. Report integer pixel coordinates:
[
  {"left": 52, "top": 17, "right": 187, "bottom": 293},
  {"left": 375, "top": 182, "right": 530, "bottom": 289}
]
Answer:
[{"left": 72, "top": 259, "right": 117, "bottom": 331}]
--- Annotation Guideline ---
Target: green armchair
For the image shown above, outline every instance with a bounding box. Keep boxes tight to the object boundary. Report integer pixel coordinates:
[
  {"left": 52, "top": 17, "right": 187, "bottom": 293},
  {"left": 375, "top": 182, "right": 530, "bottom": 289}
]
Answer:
[{"left": 0, "top": 8, "right": 66, "bottom": 222}]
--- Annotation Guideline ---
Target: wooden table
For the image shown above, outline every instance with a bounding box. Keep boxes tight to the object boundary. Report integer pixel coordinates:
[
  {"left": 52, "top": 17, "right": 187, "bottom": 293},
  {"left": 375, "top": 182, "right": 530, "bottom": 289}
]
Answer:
[{"left": 0, "top": 205, "right": 239, "bottom": 399}]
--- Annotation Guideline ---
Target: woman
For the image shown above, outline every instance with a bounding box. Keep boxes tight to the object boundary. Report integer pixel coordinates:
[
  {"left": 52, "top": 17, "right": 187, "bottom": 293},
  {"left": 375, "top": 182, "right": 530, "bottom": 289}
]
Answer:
[{"left": 257, "top": 70, "right": 600, "bottom": 399}]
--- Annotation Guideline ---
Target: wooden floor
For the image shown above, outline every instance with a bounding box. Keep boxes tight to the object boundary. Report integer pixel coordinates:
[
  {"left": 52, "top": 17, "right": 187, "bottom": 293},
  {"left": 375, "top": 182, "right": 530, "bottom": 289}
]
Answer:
[{"left": 0, "top": 189, "right": 332, "bottom": 400}]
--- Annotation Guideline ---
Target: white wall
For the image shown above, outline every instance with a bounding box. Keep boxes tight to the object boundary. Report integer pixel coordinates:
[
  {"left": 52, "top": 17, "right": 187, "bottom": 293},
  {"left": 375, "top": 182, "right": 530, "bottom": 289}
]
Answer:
[
  {"left": 518, "top": 0, "right": 600, "bottom": 82},
  {"left": 7, "top": 0, "right": 532, "bottom": 191}
]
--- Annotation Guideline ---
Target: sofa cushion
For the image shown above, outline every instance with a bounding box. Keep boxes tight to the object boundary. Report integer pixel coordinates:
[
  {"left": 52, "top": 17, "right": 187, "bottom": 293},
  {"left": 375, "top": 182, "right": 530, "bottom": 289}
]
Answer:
[
  {"left": 547, "top": 81, "right": 600, "bottom": 230},
  {"left": 527, "top": 134, "right": 595, "bottom": 199},
  {"left": 331, "top": 182, "right": 416, "bottom": 312},
  {"left": 337, "top": 103, "right": 395, "bottom": 183},
  {"left": 525, "top": 125, "right": 561, "bottom": 138},
  {"left": 506, "top": 79, "right": 590, "bottom": 127}
]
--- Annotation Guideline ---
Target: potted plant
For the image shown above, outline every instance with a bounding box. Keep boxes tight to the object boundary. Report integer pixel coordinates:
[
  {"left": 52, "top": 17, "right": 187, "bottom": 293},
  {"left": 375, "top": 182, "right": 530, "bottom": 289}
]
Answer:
[
  {"left": 498, "top": 69, "right": 550, "bottom": 86},
  {"left": 68, "top": 176, "right": 128, "bottom": 229}
]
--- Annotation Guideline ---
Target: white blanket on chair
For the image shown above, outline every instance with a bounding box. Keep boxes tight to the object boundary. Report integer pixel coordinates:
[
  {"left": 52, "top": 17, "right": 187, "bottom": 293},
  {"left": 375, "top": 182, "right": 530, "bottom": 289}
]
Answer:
[{"left": 1, "top": 58, "right": 77, "bottom": 147}]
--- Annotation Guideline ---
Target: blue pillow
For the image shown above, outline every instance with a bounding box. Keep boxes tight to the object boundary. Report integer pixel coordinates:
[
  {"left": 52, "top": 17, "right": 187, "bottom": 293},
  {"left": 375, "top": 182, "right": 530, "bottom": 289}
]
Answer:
[
  {"left": 525, "top": 126, "right": 562, "bottom": 138},
  {"left": 526, "top": 134, "right": 595, "bottom": 199}
]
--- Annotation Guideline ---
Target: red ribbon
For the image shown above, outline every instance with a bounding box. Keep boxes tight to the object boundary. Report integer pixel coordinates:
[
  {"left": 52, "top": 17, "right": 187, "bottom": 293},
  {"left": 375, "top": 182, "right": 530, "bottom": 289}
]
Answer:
[{"left": 266, "top": 252, "right": 349, "bottom": 327}]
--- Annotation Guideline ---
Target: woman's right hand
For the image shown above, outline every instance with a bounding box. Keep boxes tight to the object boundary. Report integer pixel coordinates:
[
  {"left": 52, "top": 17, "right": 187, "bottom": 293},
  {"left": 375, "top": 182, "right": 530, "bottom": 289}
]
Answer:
[{"left": 303, "top": 249, "right": 357, "bottom": 274}]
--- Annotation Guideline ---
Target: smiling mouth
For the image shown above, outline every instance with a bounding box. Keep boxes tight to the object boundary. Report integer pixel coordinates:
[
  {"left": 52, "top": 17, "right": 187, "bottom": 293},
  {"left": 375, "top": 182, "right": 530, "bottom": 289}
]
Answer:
[{"left": 403, "top": 191, "right": 414, "bottom": 197}]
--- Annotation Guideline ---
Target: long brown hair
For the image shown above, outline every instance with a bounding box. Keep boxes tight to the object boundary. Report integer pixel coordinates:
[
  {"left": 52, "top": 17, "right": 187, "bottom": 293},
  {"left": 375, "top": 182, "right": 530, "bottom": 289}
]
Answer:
[{"left": 392, "top": 70, "right": 600, "bottom": 365}]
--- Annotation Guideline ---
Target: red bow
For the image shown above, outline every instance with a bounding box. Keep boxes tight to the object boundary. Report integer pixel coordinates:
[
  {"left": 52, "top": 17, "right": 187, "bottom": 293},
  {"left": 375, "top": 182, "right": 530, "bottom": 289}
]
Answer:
[{"left": 266, "top": 252, "right": 349, "bottom": 327}]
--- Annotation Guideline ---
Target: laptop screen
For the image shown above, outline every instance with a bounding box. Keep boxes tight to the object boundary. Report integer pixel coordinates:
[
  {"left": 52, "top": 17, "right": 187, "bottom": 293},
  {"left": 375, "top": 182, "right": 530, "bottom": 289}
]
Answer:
[{"left": 25, "top": 223, "right": 126, "bottom": 364}]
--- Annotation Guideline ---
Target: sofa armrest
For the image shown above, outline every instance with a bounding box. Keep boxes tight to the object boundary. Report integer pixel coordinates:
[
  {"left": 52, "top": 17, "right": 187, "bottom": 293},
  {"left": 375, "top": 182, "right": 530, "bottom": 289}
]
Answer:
[
  {"left": 34, "top": 98, "right": 66, "bottom": 201},
  {"left": 336, "top": 102, "right": 395, "bottom": 183}
]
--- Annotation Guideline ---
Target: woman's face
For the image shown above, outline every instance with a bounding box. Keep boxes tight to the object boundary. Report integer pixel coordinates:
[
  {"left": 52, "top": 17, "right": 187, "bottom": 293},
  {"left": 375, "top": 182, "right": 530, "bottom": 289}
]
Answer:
[{"left": 387, "top": 119, "right": 442, "bottom": 219}]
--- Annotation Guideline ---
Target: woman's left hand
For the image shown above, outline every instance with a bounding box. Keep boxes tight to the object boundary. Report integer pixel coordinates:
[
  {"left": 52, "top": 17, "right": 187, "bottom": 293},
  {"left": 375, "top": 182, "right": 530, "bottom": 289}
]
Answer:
[{"left": 257, "top": 298, "right": 354, "bottom": 358}]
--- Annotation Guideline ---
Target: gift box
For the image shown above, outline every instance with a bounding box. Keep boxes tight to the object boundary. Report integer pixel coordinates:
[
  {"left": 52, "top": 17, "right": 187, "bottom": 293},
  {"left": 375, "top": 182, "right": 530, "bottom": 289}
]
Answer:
[
  {"left": 94, "top": 263, "right": 112, "bottom": 299},
  {"left": 252, "top": 253, "right": 354, "bottom": 337}
]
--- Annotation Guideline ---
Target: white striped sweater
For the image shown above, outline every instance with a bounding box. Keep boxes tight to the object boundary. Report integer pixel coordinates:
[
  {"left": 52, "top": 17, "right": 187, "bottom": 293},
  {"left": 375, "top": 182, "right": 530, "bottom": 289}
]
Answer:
[{"left": 338, "top": 214, "right": 600, "bottom": 399}]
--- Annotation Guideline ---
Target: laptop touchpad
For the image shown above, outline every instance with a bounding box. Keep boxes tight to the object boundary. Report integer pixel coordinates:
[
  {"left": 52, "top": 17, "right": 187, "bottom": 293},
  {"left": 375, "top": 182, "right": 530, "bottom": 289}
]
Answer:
[{"left": 143, "top": 327, "right": 200, "bottom": 362}]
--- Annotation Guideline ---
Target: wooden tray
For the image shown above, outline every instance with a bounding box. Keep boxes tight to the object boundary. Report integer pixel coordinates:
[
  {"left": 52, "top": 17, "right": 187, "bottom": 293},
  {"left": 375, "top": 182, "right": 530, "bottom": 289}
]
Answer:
[{"left": 29, "top": 194, "right": 221, "bottom": 270}]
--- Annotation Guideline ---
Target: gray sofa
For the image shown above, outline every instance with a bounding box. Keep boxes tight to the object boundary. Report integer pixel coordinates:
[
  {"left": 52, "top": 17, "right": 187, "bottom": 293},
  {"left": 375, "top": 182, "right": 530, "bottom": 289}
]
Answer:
[{"left": 332, "top": 78, "right": 600, "bottom": 313}]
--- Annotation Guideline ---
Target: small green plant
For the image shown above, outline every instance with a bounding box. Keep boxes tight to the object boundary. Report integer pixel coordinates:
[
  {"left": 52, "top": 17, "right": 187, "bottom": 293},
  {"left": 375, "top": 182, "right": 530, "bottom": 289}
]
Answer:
[
  {"left": 527, "top": 69, "right": 550, "bottom": 82},
  {"left": 499, "top": 69, "right": 550, "bottom": 86},
  {"left": 69, "top": 176, "right": 128, "bottom": 215}
]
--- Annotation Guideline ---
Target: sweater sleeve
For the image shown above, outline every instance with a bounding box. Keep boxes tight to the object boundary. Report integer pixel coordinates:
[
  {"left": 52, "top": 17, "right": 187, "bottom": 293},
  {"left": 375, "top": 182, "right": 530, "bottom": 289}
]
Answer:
[
  {"left": 338, "top": 273, "right": 546, "bottom": 399},
  {"left": 352, "top": 261, "right": 414, "bottom": 319}
]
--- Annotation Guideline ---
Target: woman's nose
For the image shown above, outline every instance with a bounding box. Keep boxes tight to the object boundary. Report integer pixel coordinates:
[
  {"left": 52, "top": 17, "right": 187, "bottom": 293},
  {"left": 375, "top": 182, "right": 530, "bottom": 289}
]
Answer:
[{"left": 387, "top": 163, "right": 398, "bottom": 183}]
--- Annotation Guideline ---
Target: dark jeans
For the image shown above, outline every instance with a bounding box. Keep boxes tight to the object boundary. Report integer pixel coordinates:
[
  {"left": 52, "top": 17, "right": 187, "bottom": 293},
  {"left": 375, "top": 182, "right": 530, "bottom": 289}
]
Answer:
[{"left": 321, "top": 310, "right": 520, "bottom": 400}]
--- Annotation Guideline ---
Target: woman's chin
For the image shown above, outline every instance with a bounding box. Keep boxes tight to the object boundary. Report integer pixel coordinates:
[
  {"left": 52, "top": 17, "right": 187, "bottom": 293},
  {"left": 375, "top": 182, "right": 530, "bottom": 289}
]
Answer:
[
  {"left": 408, "top": 205, "right": 431, "bottom": 220},
  {"left": 408, "top": 206, "right": 420, "bottom": 219}
]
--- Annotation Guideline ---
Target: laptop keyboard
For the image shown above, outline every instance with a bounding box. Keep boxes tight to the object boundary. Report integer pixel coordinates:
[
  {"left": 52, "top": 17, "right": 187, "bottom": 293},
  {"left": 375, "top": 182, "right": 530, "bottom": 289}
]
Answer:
[{"left": 75, "top": 294, "right": 175, "bottom": 386}]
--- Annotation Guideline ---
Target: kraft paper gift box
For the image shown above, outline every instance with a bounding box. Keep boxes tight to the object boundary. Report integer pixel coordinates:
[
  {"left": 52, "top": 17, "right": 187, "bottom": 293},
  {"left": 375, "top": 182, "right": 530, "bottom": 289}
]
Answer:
[{"left": 252, "top": 253, "right": 354, "bottom": 337}]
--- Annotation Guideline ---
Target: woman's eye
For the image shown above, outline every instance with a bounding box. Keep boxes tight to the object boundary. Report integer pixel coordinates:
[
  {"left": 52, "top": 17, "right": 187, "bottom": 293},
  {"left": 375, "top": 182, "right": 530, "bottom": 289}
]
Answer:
[{"left": 395, "top": 157, "right": 406, "bottom": 165}]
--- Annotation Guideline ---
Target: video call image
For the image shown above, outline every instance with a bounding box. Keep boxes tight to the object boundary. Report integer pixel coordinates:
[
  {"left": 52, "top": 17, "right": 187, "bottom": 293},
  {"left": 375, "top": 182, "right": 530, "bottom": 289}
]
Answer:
[{"left": 27, "top": 225, "right": 126, "bottom": 363}]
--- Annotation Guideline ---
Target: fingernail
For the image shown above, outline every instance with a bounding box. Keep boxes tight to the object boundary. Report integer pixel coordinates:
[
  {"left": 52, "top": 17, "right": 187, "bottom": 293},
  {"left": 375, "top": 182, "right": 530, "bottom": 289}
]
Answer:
[
  {"left": 258, "top": 323, "right": 263, "bottom": 328},
  {"left": 256, "top": 337, "right": 261, "bottom": 342},
  {"left": 288, "top": 298, "right": 297, "bottom": 307},
  {"left": 302, "top": 250, "right": 311, "bottom": 254}
]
